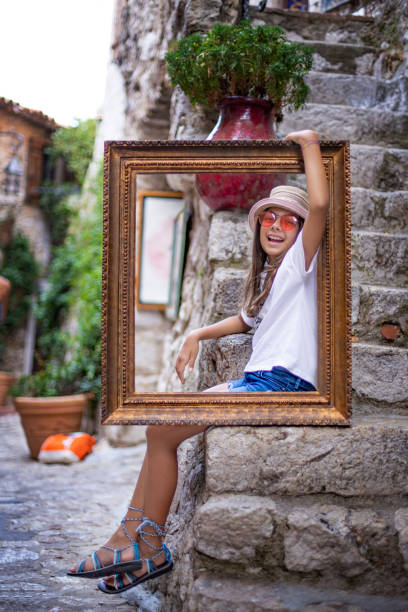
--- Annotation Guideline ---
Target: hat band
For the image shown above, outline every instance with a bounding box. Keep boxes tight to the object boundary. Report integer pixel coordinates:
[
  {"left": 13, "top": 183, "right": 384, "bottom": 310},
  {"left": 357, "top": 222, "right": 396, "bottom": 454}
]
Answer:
[{"left": 256, "top": 197, "right": 308, "bottom": 218}]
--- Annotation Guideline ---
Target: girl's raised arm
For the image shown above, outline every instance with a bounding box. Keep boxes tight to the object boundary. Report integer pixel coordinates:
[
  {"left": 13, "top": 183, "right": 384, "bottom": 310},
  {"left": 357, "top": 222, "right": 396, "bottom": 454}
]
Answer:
[{"left": 284, "top": 130, "right": 329, "bottom": 270}]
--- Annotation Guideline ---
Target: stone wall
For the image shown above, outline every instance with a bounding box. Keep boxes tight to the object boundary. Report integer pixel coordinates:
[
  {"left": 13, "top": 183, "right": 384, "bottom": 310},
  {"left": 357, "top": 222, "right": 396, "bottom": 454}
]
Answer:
[{"left": 111, "top": 1, "right": 408, "bottom": 609}]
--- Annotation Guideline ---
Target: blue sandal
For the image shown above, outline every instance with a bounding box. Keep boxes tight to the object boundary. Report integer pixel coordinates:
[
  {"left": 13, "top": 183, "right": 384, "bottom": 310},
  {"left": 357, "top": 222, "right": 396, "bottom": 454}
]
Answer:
[
  {"left": 67, "top": 506, "right": 145, "bottom": 579},
  {"left": 97, "top": 518, "right": 173, "bottom": 594}
]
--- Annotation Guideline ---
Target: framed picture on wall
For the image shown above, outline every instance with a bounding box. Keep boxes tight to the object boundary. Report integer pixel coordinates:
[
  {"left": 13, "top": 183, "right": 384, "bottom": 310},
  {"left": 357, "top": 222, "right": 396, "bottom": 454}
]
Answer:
[{"left": 136, "top": 190, "right": 185, "bottom": 310}]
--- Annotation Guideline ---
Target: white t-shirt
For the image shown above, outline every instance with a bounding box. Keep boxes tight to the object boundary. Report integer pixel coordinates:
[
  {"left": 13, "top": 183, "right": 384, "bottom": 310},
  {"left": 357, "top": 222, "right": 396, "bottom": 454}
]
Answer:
[{"left": 241, "top": 230, "right": 318, "bottom": 387}]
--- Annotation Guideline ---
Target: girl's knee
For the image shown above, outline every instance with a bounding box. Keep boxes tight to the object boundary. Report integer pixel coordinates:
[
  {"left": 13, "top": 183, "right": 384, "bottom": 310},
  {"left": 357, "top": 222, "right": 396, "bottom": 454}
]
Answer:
[{"left": 146, "top": 425, "right": 176, "bottom": 449}]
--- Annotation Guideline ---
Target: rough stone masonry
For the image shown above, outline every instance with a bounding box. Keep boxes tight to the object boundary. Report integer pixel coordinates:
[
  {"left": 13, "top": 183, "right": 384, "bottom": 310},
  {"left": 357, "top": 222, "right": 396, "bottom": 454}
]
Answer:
[{"left": 99, "top": 1, "right": 408, "bottom": 610}]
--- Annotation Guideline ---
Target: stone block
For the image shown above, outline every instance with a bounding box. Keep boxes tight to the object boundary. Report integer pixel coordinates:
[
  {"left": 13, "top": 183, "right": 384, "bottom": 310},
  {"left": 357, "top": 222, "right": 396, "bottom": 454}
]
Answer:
[
  {"left": 306, "top": 72, "right": 407, "bottom": 113},
  {"left": 279, "top": 105, "right": 408, "bottom": 147},
  {"left": 306, "top": 72, "right": 377, "bottom": 108},
  {"left": 205, "top": 417, "right": 408, "bottom": 497},
  {"left": 352, "top": 343, "right": 408, "bottom": 407},
  {"left": 377, "top": 149, "right": 408, "bottom": 191},
  {"left": 208, "top": 211, "right": 252, "bottom": 265},
  {"left": 394, "top": 508, "right": 408, "bottom": 572},
  {"left": 169, "top": 90, "right": 217, "bottom": 141},
  {"left": 351, "top": 188, "right": 408, "bottom": 233},
  {"left": 284, "top": 505, "right": 372, "bottom": 577},
  {"left": 353, "top": 285, "right": 408, "bottom": 347},
  {"left": 104, "top": 425, "right": 146, "bottom": 447},
  {"left": 204, "top": 267, "right": 247, "bottom": 322},
  {"left": 184, "top": 0, "right": 239, "bottom": 35},
  {"left": 198, "top": 334, "right": 252, "bottom": 390},
  {"left": 254, "top": 8, "right": 375, "bottom": 46},
  {"left": 194, "top": 495, "right": 276, "bottom": 563},
  {"left": 190, "top": 575, "right": 408, "bottom": 612},
  {"left": 351, "top": 230, "right": 407, "bottom": 286},
  {"left": 310, "top": 41, "right": 376, "bottom": 76},
  {"left": 350, "top": 146, "right": 408, "bottom": 191},
  {"left": 190, "top": 576, "right": 288, "bottom": 612},
  {"left": 300, "top": 605, "right": 364, "bottom": 612}
]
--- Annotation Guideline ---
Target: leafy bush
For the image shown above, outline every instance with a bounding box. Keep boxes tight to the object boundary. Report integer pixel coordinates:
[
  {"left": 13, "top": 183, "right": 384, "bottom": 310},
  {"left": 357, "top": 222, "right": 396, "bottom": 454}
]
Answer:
[
  {"left": 13, "top": 164, "right": 103, "bottom": 402},
  {"left": 0, "top": 233, "right": 39, "bottom": 362},
  {"left": 166, "top": 21, "right": 313, "bottom": 114},
  {"left": 47, "top": 118, "right": 97, "bottom": 185},
  {"left": 39, "top": 182, "right": 78, "bottom": 247}
]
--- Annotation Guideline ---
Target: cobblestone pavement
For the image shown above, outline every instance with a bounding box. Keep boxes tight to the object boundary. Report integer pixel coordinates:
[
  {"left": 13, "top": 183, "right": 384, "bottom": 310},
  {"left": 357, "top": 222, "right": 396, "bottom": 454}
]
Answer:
[{"left": 0, "top": 412, "right": 160, "bottom": 611}]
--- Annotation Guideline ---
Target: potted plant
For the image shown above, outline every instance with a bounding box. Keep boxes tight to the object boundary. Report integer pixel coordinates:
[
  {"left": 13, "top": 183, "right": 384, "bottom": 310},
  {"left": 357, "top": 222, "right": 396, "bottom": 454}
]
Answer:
[
  {"left": 11, "top": 364, "right": 95, "bottom": 460},
  {"left": 166, "top": 21, "right": 313, "bottom": 211}
]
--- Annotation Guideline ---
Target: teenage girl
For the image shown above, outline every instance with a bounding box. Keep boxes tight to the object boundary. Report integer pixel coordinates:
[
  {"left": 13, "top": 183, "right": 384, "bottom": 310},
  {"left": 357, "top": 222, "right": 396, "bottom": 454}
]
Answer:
[{"left": 68, "top": 129, "right": 329, "bottom": 594}]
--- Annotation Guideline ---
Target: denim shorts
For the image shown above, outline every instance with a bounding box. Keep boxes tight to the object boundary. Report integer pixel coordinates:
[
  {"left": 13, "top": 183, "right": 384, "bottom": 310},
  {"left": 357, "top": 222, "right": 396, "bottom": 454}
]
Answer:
[{"left": 227, "top": 366, "right": 316, "bottom": 392}]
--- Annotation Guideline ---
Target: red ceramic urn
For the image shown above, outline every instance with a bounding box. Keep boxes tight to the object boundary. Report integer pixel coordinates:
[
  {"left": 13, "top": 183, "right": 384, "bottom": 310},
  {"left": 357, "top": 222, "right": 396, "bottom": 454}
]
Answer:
[{"left": 195, "top": 97, "right": 286, "bottom": 212}]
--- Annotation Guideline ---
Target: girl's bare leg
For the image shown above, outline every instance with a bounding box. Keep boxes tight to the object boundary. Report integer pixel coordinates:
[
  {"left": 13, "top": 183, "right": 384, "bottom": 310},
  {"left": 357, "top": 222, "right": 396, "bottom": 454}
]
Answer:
[{"left": 71, "top": 382, "right": 228, "bottom": 576}]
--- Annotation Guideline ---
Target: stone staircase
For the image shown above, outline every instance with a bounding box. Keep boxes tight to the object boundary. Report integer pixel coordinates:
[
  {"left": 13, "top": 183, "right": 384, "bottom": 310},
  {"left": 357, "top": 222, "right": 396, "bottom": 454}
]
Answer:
[
  {"left": 160, "top": 8, "right": 408, "bottom": 612},
  {"left": 268, "top": 8, "right": 408, "bottom": 414}
]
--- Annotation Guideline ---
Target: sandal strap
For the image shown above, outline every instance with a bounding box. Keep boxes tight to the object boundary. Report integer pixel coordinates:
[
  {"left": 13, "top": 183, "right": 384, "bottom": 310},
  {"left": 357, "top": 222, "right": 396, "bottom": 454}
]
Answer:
[
  {"left": 120, "top": 506, "right": 144, "bottom": 543},
  {"left": 128, "top": 505, "right": 143, "bottom": 512},
  {"left": 136, "top": 517, "right": 170, "bottom": 564},
  {"left": 92, "top": 551, "right": 102, "bottom": 570}
]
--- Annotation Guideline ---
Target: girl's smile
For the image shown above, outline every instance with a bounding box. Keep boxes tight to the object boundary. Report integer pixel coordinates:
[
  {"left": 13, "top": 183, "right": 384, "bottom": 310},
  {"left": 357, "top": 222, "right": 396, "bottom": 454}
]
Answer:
[{"left": 259, "top": 206, "right": 300, "bottom": 261}]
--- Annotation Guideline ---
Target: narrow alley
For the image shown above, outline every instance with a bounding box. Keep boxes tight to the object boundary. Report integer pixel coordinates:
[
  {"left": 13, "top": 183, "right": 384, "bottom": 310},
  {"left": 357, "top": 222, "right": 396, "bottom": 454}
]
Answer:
[{"left": 0, "top": 413, "right": 159, "bottom": 611}]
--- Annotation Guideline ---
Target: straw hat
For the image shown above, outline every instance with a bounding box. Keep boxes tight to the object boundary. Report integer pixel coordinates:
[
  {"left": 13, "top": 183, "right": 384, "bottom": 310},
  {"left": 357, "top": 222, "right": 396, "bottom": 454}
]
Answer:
[{"left": 248, "top": 185, "right": 309, "bottom": 232}]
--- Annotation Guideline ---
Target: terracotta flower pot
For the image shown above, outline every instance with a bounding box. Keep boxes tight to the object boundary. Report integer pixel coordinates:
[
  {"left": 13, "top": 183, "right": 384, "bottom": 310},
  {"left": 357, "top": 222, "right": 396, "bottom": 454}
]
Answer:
[
  {"left": 13, "top": 394, "right": 89, "bottom": 459},
  {"left": 0, "top": 371, "right": 15, "bottom": 414},
  {"left": 0, "top": 371, "right": 14, "bottom": 404},
  {"left": 195, "top": 96, "right": 286, "bottom": 212}
]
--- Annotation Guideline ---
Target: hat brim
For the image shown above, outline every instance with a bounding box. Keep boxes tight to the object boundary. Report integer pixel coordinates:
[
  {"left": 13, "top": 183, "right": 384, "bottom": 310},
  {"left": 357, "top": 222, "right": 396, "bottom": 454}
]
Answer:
[{"left": 248, "top": 197, "right": 308, "bottom": 232}]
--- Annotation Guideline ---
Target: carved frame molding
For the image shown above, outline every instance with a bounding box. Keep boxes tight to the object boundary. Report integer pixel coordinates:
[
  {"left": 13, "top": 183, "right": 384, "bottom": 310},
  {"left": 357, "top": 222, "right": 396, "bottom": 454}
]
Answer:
[{"left": 102, "top": 140, "right": 351, "bottom": 426}]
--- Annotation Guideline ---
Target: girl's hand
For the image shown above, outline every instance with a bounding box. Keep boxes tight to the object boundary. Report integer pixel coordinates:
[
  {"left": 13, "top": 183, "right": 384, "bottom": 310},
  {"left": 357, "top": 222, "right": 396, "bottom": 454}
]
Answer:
[
  {"left": 175, "top": 331, "right": 200, "bottom": 384},
  {"left": 284, "top": 130, "right": 319, "bottom": 148}
]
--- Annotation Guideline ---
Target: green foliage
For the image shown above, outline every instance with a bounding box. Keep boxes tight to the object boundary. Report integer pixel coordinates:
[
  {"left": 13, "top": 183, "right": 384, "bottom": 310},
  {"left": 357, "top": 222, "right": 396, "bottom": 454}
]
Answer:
[
  {"left": 48, "top": 119, "right": 97, "bottom": 185},
  {"left": 39, "top": 182, "right": 78, "bottom": 247},
  {"left": 12, "top": 164, "right": 103, "bottom": 402},
  {"left": 0, "top": 233, "right": 39, "bottom": 362},
  {"left": 165, "top": 21, "right": 313, "bottom": 114}
]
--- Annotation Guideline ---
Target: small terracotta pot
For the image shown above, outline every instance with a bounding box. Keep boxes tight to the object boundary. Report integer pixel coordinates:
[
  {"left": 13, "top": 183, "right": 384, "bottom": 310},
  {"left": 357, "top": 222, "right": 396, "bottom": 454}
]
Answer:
[
  {"left": 0, "top": 371, "right": 15, "bottom": 407},
  {"left": 13, "top": 394, "right": 89, "bottom": 459}
]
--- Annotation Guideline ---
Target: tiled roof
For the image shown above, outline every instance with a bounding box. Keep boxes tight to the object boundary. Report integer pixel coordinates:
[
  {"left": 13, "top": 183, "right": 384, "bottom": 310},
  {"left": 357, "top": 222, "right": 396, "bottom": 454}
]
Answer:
[{"left": 0, "top": 97, "right": 58, "bottom": 130}]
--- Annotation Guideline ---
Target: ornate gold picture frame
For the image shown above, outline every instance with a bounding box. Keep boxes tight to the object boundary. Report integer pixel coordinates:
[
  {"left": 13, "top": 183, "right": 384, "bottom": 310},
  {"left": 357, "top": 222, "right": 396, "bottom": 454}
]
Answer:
[{"left": 102, "top": 140, "right": 351, "bottom": 426}]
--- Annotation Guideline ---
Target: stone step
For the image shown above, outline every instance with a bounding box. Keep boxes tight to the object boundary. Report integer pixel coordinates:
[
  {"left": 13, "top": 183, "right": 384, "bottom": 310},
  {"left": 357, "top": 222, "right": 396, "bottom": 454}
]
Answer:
[
  {"left": 307, "top": 40, "right": 377, "bottom": 77},
  {"left": 351, "top": 146, "right": 408, "bottom": 191},
  {"left": 190, "top": 575, "right": 408, "bottom": 612},
  {"left": 199, "top": 418, "right": 408, "bottom": 594},
  {"left": 352, "top": 342, "right": 408, "bottom": 411},
  {"left": 306, "top": 71, "right": 408, "bottom": 113},
  {"left": 278, "top": 104, "right": 408, "bottom": 147},
  {"left": 291, "top": 149, "right": 408, "bottom": 189},
  {"left": 351, "top": 188, "right": 408, "bottom": 232},
  {"left": 351, "top": 229, "right": 407, "bottom": 286},
  {"left": 253, "top": 7, "right": 375, "bottom": 47},
  {"left": 352, "top": 284, "right": 408, "bottom": 348},
  {"left": 204, "top": 416, "right": 408, "bottom": 498}
]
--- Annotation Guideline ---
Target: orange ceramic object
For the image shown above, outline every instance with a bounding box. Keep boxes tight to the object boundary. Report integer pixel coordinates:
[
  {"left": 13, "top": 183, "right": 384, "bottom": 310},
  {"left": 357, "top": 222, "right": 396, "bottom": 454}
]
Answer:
[{"left": 38, "top": 432, "right": 96, "bottom": 464}]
